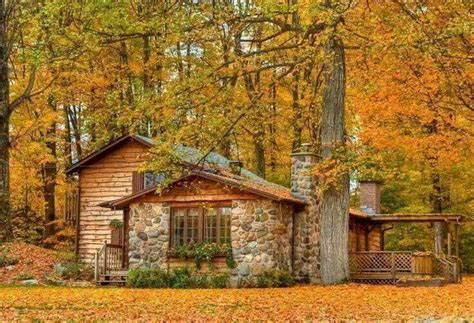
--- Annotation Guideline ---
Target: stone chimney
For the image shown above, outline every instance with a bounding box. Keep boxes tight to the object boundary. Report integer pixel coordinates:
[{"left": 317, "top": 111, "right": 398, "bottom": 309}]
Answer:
[
  {"left": 290, "top": 143, "right": 316, "bottom": 201},
  {"left": 291, "top": 143, "right": 320, "bottom": 283},
  {"left": 359, "top": 181, "right": 381, "bottom": 215}
]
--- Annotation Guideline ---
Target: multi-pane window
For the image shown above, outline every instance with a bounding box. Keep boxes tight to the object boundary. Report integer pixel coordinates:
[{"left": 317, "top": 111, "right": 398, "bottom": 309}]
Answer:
[
  {"left": 171, "top": 206, "right": 232, "bottom": 247},
  {"left": 204, "top": 208, "right": 217, "bottom": 243},
  {"left": 219, "top": 207, "right": 232, "bottom": 244}
]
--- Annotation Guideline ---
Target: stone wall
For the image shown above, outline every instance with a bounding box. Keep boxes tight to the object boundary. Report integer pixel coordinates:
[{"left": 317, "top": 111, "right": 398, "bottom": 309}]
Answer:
[
  {"left": 127, "top": 199, "right": 296, "bottom": 284},
  {"left": 128, "top": 202, "right": 170, "bottom": 269},
  {"left": 291, "top": 151, "right": 321, "bottom": 283},
  {"left": 230, "top": 199, "right": 293, "bottom": 282}
]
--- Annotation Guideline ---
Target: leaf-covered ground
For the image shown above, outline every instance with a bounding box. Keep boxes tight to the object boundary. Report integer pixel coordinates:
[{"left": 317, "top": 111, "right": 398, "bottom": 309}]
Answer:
[
  {"left": 0, "top": 243, "right": 72, "bottom": 284},
  {"left": 0, "top": 277, "right": 473, "bottom": 321}
]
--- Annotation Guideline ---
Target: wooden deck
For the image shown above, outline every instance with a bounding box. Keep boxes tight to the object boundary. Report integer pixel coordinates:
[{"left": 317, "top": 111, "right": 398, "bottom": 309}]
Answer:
[{"left": 349, "top": 251, "right": 461, "bottom": 285}]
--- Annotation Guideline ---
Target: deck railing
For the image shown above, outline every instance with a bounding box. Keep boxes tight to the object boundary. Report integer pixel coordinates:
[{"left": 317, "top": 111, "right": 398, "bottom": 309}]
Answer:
[
  {"left": 349, "top": 251, "right": 461, "bottom": 284},
  {"left": 94, "top": 242, "right": 125, "bottom": 282},
  {"left": 349, "top": 251, "right": 412, "bottom": 282},
  {"left": 433, "top": 254, "right": 461, "bottom": 283}
]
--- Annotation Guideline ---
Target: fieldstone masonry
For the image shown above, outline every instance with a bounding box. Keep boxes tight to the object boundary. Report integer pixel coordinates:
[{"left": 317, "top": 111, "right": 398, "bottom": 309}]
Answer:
[
  {"left": 128, "top": 202, "right": 170, "bottom": 269},
  {"left": 230, "top": 200, "right": 293, "bottom": 282},
  {"left": 126, "top": 146, "right": 321, "bottom": 284},
  {"left": 127, "top": 199, "right": 294, "bottom": 282},
  {"left": 291, "top": 145, "right": 321, "bottom": 283}
]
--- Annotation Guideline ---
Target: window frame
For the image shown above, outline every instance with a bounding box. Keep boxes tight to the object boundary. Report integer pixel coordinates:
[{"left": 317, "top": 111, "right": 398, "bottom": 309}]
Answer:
[{"left": 170, "top": 204, "right": 232, "bottom": 248}]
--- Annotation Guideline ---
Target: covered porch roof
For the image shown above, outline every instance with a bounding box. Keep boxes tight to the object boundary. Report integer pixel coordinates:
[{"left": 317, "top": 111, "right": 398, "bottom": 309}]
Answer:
[{"left": 367, "top": 213, "right": 464, "bottom": 223}]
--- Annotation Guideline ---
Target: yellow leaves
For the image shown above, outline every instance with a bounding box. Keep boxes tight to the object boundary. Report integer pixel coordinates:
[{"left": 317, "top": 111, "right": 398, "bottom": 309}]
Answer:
[{"left": 0, "top": 277, "right": 473, "bottom": 320}]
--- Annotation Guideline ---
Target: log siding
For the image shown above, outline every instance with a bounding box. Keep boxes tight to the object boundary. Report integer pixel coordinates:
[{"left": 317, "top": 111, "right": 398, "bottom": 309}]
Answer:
[{"left": 77, "top": 139, "right": 149, "bottom": 262}]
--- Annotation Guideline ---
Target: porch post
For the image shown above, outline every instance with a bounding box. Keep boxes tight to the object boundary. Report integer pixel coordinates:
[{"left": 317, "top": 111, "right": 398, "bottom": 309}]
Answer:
[
  {"left": 74, "top": 186, "right": 81, "bottom": 261},
  {"left": 122, "top": 208, "right": 130, "bottom": 269},
  {"left": 454, "top": 223, "right": 460, "bottom": 258},
  {"left": 447, "top": 225, "right": 452, "bottom": 257}
]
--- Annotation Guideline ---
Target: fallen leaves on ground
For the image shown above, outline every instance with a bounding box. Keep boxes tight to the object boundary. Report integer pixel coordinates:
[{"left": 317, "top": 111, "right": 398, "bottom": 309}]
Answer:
[
  {"left": 0, "top": 277, "right": 473, "bottom": 321},
  {"left": 0, "top": 242, "right": 72, "bottom": 284}
]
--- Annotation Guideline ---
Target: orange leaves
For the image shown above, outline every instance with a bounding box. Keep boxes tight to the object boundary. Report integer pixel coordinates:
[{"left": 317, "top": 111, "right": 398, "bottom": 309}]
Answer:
[
  {"left": 0, "top": 278, "right": 473, "bottom": 320},
  {"left": 0, "top": 242, "right": 71, "bottom": 284}
]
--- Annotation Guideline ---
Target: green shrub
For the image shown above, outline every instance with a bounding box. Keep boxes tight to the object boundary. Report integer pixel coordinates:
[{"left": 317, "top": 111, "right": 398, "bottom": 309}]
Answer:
[
  {"left": 126, "top": 267, "right": 229, "bottom": 289},
  {"left": 225, "top": 246, "right": 236, "bottom": 269},
  {"left": 54, "top": 262, "right": 94, "bottom": 281},
  {"left": 207, "top": 272, "right": 228, "bottom": 288},
  {"left": 256, "top": 270, "right": 294, "bottom": 288},
  {"left": 173, "top": 244, "right": 194, "bottom": 260},
  {"left": 169, "top": 267, "right": 206, "bottom": 288},
  {"left": 127, "top": 268, "right": 170, "bottom": 288},
  {"left": 194, "top": 243, "right": 222, "bottom": 269},
  {"left": 275, "top": 270, "right": 295, "bottom": 287},
  {"left": 0, "top": 250, "right": 19, "bottom": 267},
  {"left": 170, "top": 243, "right": 234, "bottom": 269},
  {"left": 16, "top": 272, "right": 34, "bottom": 281},
  {"left": 109, "top": 219, "right": 123, "bottom": 229}
]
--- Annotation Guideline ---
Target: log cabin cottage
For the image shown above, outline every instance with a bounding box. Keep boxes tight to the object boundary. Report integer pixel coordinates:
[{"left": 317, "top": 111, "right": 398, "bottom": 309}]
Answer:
[{"left": 65, "top": 135, "right": 463, "bottom": 286}]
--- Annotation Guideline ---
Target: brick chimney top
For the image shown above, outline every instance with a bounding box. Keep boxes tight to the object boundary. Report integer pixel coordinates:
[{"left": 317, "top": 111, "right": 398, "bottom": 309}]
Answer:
[{"left": 359, "top": 180, "right": 381, "bottom": 215}]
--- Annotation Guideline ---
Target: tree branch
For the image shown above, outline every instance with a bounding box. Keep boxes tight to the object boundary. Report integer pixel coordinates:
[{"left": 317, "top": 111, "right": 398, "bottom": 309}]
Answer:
[{"left": 9, "top": 68, "right": 57, "bottom": 113}]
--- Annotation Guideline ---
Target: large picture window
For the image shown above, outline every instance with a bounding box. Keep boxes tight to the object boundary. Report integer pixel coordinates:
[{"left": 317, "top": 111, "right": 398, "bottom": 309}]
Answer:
[{"left": 171, "top": 206, "right": 232, "bottom": 247}]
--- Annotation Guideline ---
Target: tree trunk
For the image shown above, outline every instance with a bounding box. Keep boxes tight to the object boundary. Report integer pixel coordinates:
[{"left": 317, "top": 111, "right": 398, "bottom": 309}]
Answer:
[
  {"left": 292, "top": 71, "right": 303, "bottom": 151},
  {"left": 268, "top": 82, "right": 277, "bottom": 172},
  {"left": 254, "top": 130, "right": 266, "bottom": 179},
  {"left": 431, "top": 172, "right": 446, "bottom": 254},
  {"left": 0, "top": 0, "right": 13, "bottom": 242},
  {"left": 63, "top": 105, "right": 73, "bottom": 167},
  {"left": 319, "top": 35, "right": 349, "bottom": 285},
  {"left": 44, "top": 96, "right": 57, "bottom": 237},
  {"left": 69, "top": 105, "right": 82, "bottom": 159}
]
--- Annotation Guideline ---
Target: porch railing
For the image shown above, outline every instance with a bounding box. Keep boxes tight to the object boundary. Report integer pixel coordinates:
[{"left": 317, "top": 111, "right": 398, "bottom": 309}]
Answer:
[
  {"left": 349, "top": 251, "right": 461, "bottom": 284},
  {"left": 349, "top": 251, "right": 412, "bottom": 282},
  {"left": 433, "top": 253, "right": 462, "bottom": 283},
  {"left": 94, "top": 242, "right": 125, "bottom": 282}
]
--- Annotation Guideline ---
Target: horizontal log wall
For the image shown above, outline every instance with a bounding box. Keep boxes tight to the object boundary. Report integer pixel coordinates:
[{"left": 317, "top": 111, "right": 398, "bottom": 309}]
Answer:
[
  {"left": 78, "top": 139, "right": 149, "bottom": 262},
  {"left": 349, "top": 219, "right": 382, "bottom": 252}
]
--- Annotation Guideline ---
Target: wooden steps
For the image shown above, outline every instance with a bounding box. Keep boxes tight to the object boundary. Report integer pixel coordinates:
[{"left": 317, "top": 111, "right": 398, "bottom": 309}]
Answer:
[
  {"left": 396, "top": 277, "right": 446, "bottom": 287},
  {"left": 96, "top": 271, "right": 128, "bottom": 285}
]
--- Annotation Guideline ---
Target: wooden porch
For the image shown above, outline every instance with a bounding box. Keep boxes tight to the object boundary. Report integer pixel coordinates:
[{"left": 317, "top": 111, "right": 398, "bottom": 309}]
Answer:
[
  {"left": 349, "top": 213, "right": 464, "bottom": 285},
  {"left": 349, "top": 251, "right": 461, "bottom": 285},
  {"left": 94, "top": 242, "right": 127, "bottom": 285}
]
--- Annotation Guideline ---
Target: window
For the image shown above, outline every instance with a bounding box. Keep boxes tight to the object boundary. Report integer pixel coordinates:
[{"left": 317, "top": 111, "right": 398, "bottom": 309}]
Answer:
[
  {"left": 132, "top": 171, "right": 165, "bottom": 193},
  {"left": 171, "top": 206, "right": 232, "bottom": 247}
]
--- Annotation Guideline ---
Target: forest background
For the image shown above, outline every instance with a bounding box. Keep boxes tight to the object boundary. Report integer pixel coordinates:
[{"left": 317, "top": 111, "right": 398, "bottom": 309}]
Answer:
[{"left": 0, "top": 1, "right": 472, "bottom": 271}]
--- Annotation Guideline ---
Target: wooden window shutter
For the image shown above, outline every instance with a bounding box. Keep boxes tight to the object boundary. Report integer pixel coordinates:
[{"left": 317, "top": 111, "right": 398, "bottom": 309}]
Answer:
[{"left": 132, "top": 171, "right": 145, "bottom": 194}]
